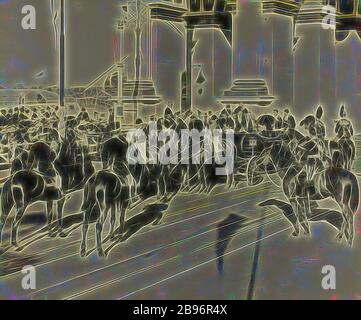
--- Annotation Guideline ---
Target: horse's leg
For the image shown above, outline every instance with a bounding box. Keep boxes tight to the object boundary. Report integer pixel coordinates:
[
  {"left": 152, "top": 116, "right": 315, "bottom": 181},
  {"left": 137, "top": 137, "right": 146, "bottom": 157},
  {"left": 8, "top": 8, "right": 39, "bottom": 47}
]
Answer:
[
  {"left": 299, "top": 197, "right": 311, "bottom": 236},
  {"left": 191, "top": 166, "right": 204, "bottom": 193},
  {"left": 310, "top": 209, "right": 343, "bottom": 234},
  {"left": 55, "top": 197, "right": 66, "bottom": 236},
  {"left": 164, "top": 169, "right": 169, "bottom": 196},
  {"left": 202, "top": 166, "right": 213, "bottom": 194},
  {"left": 197, "top": 165, "right": 205, "bottom": 193},
  {"left": 159, "top": 175, "right": 166, "bottom": 199},
  {"left": 348, "top": 148, "right": 354, "bottom": 170},
  {"left": 333, "top": 193, "right": 348, "bottom": 241},
  {"left": 0, "top": 191, "right": 13, "bottom": 246},
  {"left": 200, "top": 163, "right": 207, "bottom": 193},
  {"left": 46, "top": 201, "right": 53, "bottom": 230},
  {"left": 119, "top": 201, "right": 128, "bottom": 237},
  {"left": 96, "top": 214, "right": 107, "bottom": 257},
  {"left": 167, "top": 190, "right": 178, "bottom": 203},
  {"left": 335, "top": 219, "right": 346, "bottom": 241},
  {"left": 198, "top": 168, "right": 208, "bottom": 194},
  {"left": 11, "top": 188, "right": 27, "bottom": 247},
  {"left": 95, "top": 188, "right": 109, "bottom": 257},
  {"left": 185, "top": 166, "right": 191, "bottom": 191},
  {"left": 80, "top": 221, "right": 89, "bottom": 257},
  {"left": 342, "top": 184, "right": 354, "bottom": 246},
  {"left": 11, "top": 206, "right": 26, "bottom": 247},
  {"left": 152, "top": 213, "right": 164, "bottom": 226},
  {"left": 80, "top": 188, "right": 95, "bottom": 257},
  {"left": 109, "top": 205, "right": 116, "bottom": 240},
  {"left": 345, "top": 204, "right": 354, "bottom": 246},
  {"left": 292, "top": 197, "right": 306, "bottom": 235},
  {"left": 289, "top": 200, "right": 301, "bottom": 237},
  {"left": 340, "top": 210, "right": 351, "bottom": 243},
  {"left": 187, "top": 168, "right": 198, "bottom": 192}
]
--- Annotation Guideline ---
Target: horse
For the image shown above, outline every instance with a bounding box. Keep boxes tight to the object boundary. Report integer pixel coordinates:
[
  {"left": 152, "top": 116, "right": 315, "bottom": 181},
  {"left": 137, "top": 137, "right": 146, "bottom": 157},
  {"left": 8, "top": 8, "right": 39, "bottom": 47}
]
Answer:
[
  {"left": 0, "top": 170, "right": 62, "bottom": 247},
  {"left": 100, "top": 136, "right": 129, "bottom": 175},
  {"left": 246, "top": 131, "right": 359, "bottom": 245},
  {"left": 282, "top": 150, "right": 359, "bottom": 245},
  {"left": 53, "top": 128, "right": 95, "bottom": 235},
  {"left": 27, "top": 141, "right": 58, "bottom": 182},
  {"left": 80, "top": 169, "right": 129, "bottom": 257},
  {"left": 330, "top": 135, "right": 355, "bottom": 171},
  {"left": 246, "top": 129, "right": 301, "bottom": 186},
  {"left": 0, "top": 139, "right": 62, "bottom": 244},
  {"left": 78, "top": 128, "right": 191, "bottom": 256},
  {"left": 258, "top": 199, "right": 344, "bottom": 235}
]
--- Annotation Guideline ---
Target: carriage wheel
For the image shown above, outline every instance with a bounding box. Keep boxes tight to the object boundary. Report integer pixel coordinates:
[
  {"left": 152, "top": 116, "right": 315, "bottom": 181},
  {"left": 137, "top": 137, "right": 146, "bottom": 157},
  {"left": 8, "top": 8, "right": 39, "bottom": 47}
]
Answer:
[{"left": 246, "top": 156, "right": 264, "bottom": 186}]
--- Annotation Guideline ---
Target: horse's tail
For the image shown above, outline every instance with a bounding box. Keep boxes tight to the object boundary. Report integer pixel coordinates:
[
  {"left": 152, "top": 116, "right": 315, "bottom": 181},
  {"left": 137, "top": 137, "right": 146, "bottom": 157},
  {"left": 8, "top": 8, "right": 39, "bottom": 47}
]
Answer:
[
  {"left": 81, "top": 174, "right": 104, "bottom": 222},
  {"left": 0, "top": 180, "right": 14, "bottom": 241},
  {"left": 95, "top": 184, "right": 106, "bottom": 215},
  {"left": 81, "top": 176, "right": 95, "bottom": 214}
]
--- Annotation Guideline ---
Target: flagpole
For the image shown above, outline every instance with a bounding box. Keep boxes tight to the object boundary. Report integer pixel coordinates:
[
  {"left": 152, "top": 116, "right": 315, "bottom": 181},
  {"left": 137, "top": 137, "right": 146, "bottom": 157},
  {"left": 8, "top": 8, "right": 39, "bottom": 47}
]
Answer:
[{"left": 59, "top": 0, "right": 65, "bottom": 107}]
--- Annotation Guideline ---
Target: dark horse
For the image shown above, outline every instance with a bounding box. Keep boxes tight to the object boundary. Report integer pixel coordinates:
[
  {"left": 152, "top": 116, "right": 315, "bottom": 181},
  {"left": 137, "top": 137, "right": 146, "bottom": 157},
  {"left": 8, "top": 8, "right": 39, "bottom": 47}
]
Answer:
[
  {"left": 79, "top": 131, "right": 187, "bottom": 256},
  {"left": 282, "top": 150, "right": 359, "bottom": 245},
  {"left": 0, "top": 141, "right": 62, "bottom": 246},
  {"left": 53, "top": 127, "right": 94, "bottom": 235},
  {"left": 0, "top": 170, "right": 62, "bottom": 246},
  {"left": 80, "top": 170, "right": 130, "bottom": 257},
  {"left": 246, "top": 130, "right": 359, "bottom": 245}
]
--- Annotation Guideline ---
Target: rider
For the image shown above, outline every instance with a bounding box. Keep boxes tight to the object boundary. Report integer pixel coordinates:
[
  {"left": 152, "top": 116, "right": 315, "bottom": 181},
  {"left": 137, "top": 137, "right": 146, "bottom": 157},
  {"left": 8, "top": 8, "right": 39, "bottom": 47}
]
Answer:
[
  {"left": 282, "top": 109, "right": 296, "bottom": 130},
  {"left": 273, "top": 109, "right": 283, "bottom": 130},
  {"left": 298, "top": 106, "right": 327, "bottom": 194},
  {"left": 332, "top": 105, "right": 355, "bottom": 170},
  {"left": 77, "top": 107, "right": 91, "bottom": 123},
  {"left": 218, "top": 105, "right": 235, "bottom": 130},
  {"left": 238, "top": 108, "right": 254, "bottom": 132},
  {"left": 163, "top": 106, "right": 177, "bottom": 129},
  {"left": 335, "top": 105, "right": 354, "bottom": 140},
  {"left": 11, "top": 146, "right": 29, "bottom": 174}
]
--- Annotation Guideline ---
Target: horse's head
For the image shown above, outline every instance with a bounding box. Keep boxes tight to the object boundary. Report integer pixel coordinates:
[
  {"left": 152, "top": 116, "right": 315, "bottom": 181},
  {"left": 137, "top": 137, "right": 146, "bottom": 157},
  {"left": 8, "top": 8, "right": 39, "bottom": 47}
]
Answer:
[
  {"left": 300, "top": 115, "right": 316, "bottom": 132},
  {"left": 189, "top": 118, "right": 204, "bottom": 132},
  {"left": 257, "top": 115, "right": 276, "bottom": 132},
  {"left": 335, "top": 118, "right": 354, "bottom": 139}
]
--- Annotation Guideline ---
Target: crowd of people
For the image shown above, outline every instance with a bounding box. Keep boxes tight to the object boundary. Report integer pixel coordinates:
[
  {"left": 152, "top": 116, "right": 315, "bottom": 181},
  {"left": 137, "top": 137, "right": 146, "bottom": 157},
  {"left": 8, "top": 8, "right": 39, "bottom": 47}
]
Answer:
[
  {"left": 0, "top": 102, "right": 354, "bottom": 170},
  {"left": 0, "top": 100, "right": 357, "bottom": 251}
]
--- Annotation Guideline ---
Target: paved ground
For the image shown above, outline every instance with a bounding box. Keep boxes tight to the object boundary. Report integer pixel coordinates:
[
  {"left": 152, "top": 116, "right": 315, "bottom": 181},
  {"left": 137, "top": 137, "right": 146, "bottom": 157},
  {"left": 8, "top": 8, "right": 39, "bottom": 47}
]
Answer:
[{"left": 0, "top": 180, "right": 361, "bottom": 300}]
